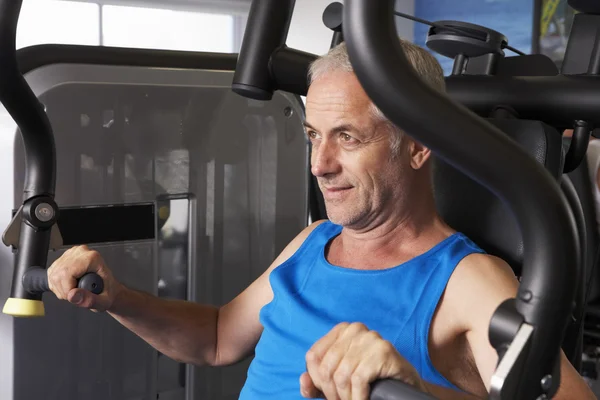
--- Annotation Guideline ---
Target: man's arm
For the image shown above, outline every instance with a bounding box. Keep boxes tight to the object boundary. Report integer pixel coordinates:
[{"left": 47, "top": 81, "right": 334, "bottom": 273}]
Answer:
[
  {"left": 212, "top": 220, "right": 327, "bottom": 365},
  {"left": 49, "top": 220, "right": 326, "bottom": 367},
  {"left": 300, "top": 252, "right": 597, "bottom": 400},
  {"left": 450, "top": 253, "right": 596, "bottom": 400}
]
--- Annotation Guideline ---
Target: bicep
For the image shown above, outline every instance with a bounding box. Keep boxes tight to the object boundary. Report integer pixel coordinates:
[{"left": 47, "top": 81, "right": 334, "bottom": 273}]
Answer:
[
  {"left": 457, "top": 255, "right": 519, "bottom": 391},
  {"left": 214, "top": 220, "right": 327, "bottom": 366},
  {"left": 461, "top": 256, "right": 595, "bottom": 399}
]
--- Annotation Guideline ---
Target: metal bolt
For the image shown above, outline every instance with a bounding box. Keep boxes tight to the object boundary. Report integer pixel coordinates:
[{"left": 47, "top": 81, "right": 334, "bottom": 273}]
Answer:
[
  {"left": 35, "top": 203, "right": 54, "bottom": 222},
  {"left": 520, "top": 290, "right": 533, "bottom": 302},
  {"left": 536, "top": 395, "right": 548, "bottom": 400},
  {"left": 284, "top": 107, "right": 293, "bottom": 117},
  {"left": 541, "top": 374, "right": 553, "bottom": 391}
]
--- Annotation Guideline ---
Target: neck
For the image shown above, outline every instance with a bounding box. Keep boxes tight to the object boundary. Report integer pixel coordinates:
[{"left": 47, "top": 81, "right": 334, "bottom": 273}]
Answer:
[{"left": 335, "top": 184, "right": 454, "bottom": 267}]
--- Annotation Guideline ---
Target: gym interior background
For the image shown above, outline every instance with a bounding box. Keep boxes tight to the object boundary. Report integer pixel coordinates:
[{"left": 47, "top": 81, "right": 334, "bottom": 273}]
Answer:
[
  {"left": 0, "top": 0, "right": 584, "bottom": 399},
  {"left": 0, "top": 0, "right": 574, "bottom": 141}
]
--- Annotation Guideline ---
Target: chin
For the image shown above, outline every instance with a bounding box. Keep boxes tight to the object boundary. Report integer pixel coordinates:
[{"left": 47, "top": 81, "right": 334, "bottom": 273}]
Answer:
[{"left": 324, "top": 206, "right": 361, "bottom": 227}]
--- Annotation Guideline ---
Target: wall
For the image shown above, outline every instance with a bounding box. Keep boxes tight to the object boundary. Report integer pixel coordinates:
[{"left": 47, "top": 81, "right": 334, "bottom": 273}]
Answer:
[{"left": 287, "top": 0, "right": 415, "bottom": 56}]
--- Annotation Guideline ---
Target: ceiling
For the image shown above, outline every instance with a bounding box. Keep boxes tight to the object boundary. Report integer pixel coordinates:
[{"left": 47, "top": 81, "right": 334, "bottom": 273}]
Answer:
[{"left": 69, "top": 0, "right": 252, "bottom": 15}]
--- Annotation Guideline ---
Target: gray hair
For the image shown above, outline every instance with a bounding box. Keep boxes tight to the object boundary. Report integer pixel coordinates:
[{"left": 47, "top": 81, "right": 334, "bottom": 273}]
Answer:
[{"left": 308, "top": 40, "right": 445, "bottom": 155}]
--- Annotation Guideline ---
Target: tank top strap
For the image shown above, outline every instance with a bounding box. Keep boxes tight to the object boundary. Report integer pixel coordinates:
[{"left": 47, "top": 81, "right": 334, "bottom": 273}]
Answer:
[{"left": 413, "top": 233, "right": 486, "bottom": 389}]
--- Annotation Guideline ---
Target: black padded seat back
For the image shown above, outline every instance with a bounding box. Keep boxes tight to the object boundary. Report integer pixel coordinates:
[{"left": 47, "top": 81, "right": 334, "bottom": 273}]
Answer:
[
  {"left": 560, "top": 175, "right": 586, "bottom": 370},
  {"left": 567, "top": 138, "right": 600, "bottom": 304},
  {"left": 433, "top": 119, "right": 564, "bottom": 276}
]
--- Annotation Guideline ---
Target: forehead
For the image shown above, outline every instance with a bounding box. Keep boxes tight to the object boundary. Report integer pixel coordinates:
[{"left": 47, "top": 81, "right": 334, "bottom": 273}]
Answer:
[{"left": 305, "top": 71, "right": 373, "bottom": 116}]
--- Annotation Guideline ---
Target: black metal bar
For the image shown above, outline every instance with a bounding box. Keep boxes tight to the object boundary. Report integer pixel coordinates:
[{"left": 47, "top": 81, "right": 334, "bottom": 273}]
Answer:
[
  {"left": 561, "top": 13, "right": 600, "bottom": 75},
  {"left": 531, "top": 0, "right": 542, "bottom": 54},
  {"left": 231, "top": 0, "right": 296, "bottom": 100},
  {"left": 17, "top": 44, "right": 238, "bottom": 75},
  {"left": 10, "top": 222, "right": 51, "bottom": 301},
  {"left": 270, "top": 47, "right": 317, "bottom": 97},
  {"left": 0, "top": 0, "right": 55, "bottom": 199},
  {"left": 343, "top": 1, "right": 576, "bottom": 400},
  {"left": 451, "top": 54, "right": 468, "bottom": 75},
  {"left": 445, "top": 75, "right": 600, "bottom": 128},
  {"left": 564, "top": 121, "right": 591, "bottom": 173},
  {"left": 22, "top": 266, "right": 103, "bottom": 295},
  {"left": 559, "top": 177, "right": 586, "bottom": 367},
  {"left": 589, "top": 33, "right": 600, "bottom": 74},
  {"left": 330, "top": 31, "right": 344, "bottom": 48},
  {"left": 370, "top": 380, "right": 436, "bottom": 400},
  {"left": 0, "top": 1, "right": 60, "bottom": 308}
]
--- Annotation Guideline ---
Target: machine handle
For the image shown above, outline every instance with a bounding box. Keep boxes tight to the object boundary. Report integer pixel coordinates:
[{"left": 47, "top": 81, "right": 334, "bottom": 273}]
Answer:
[
  {"left": 0, "top": 0, "right": 60, "bottom": 314},
  {"left": 22, "top": 266, "right": 104, "bottom": 295},
  {"left": 370, "top": 380, "right": 437, "bottom": 400}
]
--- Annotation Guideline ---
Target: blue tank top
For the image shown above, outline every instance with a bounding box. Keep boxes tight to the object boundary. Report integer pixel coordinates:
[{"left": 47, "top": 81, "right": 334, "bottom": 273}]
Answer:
[{"left": 239, "top": 221, "right": 484, "bottom": 399}]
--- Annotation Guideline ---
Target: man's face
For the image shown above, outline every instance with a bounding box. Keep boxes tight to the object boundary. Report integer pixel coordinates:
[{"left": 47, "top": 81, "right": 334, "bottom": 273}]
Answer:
[{"left": 305, "top": 71, "right": 417, "bottom": 227}]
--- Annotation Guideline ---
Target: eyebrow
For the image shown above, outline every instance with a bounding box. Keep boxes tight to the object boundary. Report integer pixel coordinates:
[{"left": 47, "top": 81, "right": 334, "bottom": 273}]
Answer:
[{"left": 303, "top": 121, "right": 359, "bottom": 135}]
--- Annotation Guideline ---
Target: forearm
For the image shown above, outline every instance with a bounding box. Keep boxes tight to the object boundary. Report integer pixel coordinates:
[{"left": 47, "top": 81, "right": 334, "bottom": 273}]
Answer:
[{"left": 107, "top": 284, "right": 219, "bottom": 366}]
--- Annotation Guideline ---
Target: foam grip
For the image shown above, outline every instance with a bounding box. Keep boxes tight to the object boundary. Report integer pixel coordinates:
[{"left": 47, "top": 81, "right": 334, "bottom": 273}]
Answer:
[
  {"left": 78, "top": 272, "right": 104, "bottom": 294},
  {"left": 22, "top": 266, "right": 104, "bottom": 295},
  {"left": 22, "top": 266, "right": 50, "bottom": 293}
]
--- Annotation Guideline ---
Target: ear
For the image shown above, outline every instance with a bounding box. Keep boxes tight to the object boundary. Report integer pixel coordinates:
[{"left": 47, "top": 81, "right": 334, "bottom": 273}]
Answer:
[{"left": 408, "top": 139, "right": 432, "bottom": 170}]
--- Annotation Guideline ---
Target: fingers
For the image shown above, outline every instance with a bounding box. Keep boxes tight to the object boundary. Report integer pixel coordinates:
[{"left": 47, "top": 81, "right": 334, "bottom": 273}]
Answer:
[
  {"left": 300, "top": 372, "right": 324, "bottom": 398},
  {"left": 307, "top": 322, "right": 352, "bottom": 400},
  {"left": 325, "top": 323, "right": 368, "bottom": 399},
  {"left": 47, "top": 245, "right": 108, "bottom": 307},
  {"left": 67, "top": 288, "right": 106, "bottom": 311},
  {"left": 304, "top": 322, "right": 422, "bottom": 400},
  {"left": 350, "top": 341, "right": 398, "bottom": 400}
]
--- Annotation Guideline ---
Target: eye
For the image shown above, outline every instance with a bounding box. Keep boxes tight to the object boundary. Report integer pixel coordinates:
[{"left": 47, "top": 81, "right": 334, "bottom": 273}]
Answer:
[
  {"left": 339, "top": 132, "right": 358, "bottom": 144},
  {"left": 306, "top": 130, "right": 320, "bottom": 140}
]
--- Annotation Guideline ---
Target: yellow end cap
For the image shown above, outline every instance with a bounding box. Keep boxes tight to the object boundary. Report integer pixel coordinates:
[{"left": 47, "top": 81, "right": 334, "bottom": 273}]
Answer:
[
  {"left": 2, "top": 298, "right": 45, "bottom": 317},
  {"left": 158, "top": 206, "right": 170, "bottom": 220}
]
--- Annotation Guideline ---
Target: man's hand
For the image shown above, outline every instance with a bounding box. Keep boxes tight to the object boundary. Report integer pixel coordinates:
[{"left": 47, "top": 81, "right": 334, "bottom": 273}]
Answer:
[
  {"left": 47, "top": 245, "right": 123, "bottom": 312},
  {"left": 300, "top": 322, "right": 428, "bottom": 400}
]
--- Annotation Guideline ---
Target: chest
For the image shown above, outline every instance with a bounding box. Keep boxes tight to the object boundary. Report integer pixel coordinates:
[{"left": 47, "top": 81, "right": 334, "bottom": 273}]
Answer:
[{"left": 263, "top": 261, "right": 447, "bottom": 372}]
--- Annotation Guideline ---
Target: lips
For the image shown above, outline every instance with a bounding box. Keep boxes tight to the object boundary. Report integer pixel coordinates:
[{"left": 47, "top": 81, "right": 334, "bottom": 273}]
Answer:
[{"left": 322, "top": 186, "right": 353, "bottom": 199}]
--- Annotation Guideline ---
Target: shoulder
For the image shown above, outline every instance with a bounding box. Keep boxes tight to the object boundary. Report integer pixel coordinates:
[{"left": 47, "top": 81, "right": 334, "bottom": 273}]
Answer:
[
  {"left": 268, "top": 219, "right": 330, "bottom": 272},
  {"left": 444, "top": 252, "right": 519, "bottom": 332}
]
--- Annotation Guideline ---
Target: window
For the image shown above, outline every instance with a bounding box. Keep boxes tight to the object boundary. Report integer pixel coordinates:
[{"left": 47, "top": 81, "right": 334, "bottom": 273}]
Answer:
[
  {"left": 17, "top": 0, "right": 100, "bottom": 49},
  {"left": 102, "top": 5, "right": 234, "bottom": 53},
  {"left": 15, "top": 1, "right": 237, "bottom": 53},
  {"left": 412, "top": 0, "right": 534, "bottom": 74}
]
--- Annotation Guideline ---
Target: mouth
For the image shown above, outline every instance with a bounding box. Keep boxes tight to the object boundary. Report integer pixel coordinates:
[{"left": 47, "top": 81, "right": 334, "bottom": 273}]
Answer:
[{"left": 322, "top": 186, "right": 353, "bottom": 199}]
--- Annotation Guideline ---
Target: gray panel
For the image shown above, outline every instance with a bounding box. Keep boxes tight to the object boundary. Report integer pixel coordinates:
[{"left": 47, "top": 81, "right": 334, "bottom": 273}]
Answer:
[
  {"left": 0, "top": 108, "right": 17, "bottom": 400},
  {"left": 2, "top": 64, "right": 308, "bottom": 399}
]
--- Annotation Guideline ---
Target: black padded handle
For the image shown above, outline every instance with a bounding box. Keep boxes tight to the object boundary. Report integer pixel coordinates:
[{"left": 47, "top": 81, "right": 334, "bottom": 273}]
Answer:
[
  {"left": 22, "top": 266, "right": 104, "bottom": 295},
  {"left": 564, "top": 121, "right": 591, "bottom": 173},
  {"left": 370, "top": 380, "right": 437, "bottom": 400}
]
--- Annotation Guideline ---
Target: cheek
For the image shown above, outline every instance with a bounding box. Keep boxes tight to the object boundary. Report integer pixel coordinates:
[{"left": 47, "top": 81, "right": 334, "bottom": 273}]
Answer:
[{"left": 340, "top": 153, "right": 382, "bottom": 188}]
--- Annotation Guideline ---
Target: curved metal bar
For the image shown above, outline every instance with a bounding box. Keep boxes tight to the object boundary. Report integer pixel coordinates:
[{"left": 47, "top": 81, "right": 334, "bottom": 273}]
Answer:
[
  {"left": 564, "top": 121, "right": 591, "bottom": 173},
  {"left": 342, "top": 0, "right": 577, "bottom": 398},
  {"left": 0, "top": 0, "right": 55, "bottom": 199},
  {"left": 0, "top": 1, "right": 58, "bottom": 310}
]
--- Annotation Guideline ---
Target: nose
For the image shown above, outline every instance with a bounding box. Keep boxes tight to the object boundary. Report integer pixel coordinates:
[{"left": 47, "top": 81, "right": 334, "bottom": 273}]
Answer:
[{"left": 311, "top": 139, "right": 340, "bottom": 177}]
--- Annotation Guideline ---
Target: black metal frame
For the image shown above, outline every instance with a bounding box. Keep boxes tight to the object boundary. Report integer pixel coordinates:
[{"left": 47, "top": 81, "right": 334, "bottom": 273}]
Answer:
[
  {"left": 0, "top": 0, "right": 59, "bottom": 302},
  {"left": 531, "top": 0, "right": 542, "bottom": 55}
]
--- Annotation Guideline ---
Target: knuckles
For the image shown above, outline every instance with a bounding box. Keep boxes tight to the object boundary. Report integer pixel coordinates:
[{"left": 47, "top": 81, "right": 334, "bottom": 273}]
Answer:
[
  {"left": 47, "top": 246, "right": 105, "bottom": 298},
  {"left": 332, "top": 362, "right": 352, "bottom": 387},
  {"left": 307, "top": 322, "right": 400, "bottom": 394}
]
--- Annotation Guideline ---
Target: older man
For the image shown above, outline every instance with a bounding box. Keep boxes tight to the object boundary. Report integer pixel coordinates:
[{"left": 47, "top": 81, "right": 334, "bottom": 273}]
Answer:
[{"left": 47, "top": 40, "right": 595, "bottom": 400}]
